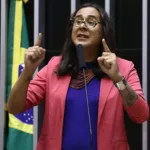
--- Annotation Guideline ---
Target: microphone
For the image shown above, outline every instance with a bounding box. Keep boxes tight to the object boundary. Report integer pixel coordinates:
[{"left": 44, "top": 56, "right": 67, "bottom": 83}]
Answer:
[
  {"left": 76, "top": 44, "right": 93, "bottom": 150},
  {"left": 76, "top": 44, "right": 86, "bottom": 69}
]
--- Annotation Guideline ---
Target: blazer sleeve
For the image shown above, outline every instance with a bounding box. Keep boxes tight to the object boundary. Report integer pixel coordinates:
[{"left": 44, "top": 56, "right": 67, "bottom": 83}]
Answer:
[
  {"left": 23, "top": 56, "right": 56, "bottom": 111},
  {"left": 124, "top": 62, "right": 149, "bottom": 123},
  {"left": 23, "top": 65, "right": 47, "bottom": 111}
]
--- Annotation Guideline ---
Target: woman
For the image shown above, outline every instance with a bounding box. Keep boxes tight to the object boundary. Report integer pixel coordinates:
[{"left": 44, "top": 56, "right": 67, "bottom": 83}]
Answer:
[{"left": 7, "top": 3, "right": 149, "bottom": 150}]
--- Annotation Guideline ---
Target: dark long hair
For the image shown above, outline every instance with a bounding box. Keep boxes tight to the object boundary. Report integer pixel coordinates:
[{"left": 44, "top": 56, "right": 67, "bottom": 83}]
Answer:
[{"left": 56, "top": 3, "right": 116, "bottom": 78}]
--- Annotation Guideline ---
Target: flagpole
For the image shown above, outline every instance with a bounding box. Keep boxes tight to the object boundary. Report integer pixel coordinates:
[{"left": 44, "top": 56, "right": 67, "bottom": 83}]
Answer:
[
  {"left": 33, "top": 0, "right": 39, "bottom": 149},
  {"left": 105, "top": 0, "right": 110, "bottom": 15},
  {"left": 71, "top": 0, "right": 76, "bottom": 14},
  {"left": 0, "top": 0, "right": 7, "bottom": 149},
  {"left": 142, "top": 0, "right": 148, "bottom": 149}
]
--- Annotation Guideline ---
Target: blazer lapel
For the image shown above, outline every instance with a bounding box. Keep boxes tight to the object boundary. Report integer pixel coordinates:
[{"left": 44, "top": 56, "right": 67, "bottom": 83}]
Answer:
[{"left": 98, "top": 77, "right": 114, "bottom": 124}]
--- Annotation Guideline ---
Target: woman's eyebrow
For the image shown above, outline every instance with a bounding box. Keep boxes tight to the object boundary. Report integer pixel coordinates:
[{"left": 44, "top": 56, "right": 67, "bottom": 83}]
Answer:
[
  {"left": 87, "top": 15, "right": 98, "bottom": 19},
  {"left": 75, "top": 14, "right": 98, "bottom": 19}
]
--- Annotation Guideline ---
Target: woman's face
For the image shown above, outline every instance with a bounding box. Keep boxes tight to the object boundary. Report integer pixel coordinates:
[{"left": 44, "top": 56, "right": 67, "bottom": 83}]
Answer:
[{"left": 72, "top": 7, "right": 103, "bottom": 49}]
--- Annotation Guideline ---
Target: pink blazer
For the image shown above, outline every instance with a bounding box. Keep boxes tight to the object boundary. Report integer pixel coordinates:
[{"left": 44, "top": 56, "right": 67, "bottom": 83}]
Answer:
[{"left": 25, "top": 56, "right": 149, "bottom": 150}]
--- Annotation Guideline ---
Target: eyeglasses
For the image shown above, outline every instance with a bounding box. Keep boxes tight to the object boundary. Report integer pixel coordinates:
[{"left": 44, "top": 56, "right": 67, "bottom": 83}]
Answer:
[{"left": 71, "top": 17, "right": 102, "bottom": 29}]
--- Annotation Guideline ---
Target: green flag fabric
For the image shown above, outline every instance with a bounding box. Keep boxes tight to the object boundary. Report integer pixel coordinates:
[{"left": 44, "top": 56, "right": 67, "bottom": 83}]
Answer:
[{"left": 6, "top": 0, "right": 33, "bottom": 149}]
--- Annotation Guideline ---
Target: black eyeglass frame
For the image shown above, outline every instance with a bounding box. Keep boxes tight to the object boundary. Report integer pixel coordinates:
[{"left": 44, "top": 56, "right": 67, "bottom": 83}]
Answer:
[{"left": 70, "top": 17, "right": 102, "bottom": 28}]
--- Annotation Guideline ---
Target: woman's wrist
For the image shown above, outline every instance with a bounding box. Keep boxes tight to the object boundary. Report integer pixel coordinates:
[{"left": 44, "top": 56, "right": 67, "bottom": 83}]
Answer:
[
  {"left": 111, "top": 72, "right": 123, "bottom": 83},
  {"left": 22, "top": 68, "right": 34, "bottom": 82}
]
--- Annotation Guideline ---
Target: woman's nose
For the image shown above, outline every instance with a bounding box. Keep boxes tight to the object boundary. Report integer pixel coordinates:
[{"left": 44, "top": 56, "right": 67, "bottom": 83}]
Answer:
[{"left": 80, "top": 21, "right": 87, "bottom": 28}]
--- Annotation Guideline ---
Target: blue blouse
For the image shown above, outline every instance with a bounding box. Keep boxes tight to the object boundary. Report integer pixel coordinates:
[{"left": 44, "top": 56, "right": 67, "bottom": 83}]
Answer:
[{"left": 62, "top": 70, "right": 100, "bottom": 150}]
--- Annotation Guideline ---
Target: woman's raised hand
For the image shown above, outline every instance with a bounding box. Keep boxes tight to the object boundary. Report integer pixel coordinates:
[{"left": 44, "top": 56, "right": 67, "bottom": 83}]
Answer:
[
  {"left": 97, "top": 39, "right": 122, "bottom": 82},
  {"left": 24, "top": 33, "right": 46, "bottom": 75}
]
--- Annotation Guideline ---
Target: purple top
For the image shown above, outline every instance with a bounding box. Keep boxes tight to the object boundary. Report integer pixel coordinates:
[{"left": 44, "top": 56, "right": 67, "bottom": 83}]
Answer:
[{"left": 62, "top": 74, "right": 100, "bottom": 150}]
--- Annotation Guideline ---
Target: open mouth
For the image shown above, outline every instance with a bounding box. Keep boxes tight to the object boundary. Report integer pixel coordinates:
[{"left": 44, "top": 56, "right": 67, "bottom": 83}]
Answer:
[{"left": 77, "top": 34, "right": 89, "bottom": 38}]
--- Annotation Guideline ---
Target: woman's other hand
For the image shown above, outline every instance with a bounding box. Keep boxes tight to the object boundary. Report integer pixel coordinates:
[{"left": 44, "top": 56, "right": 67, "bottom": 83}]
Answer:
[{"left": 97, "top": 38, "right": 122, "bottom": 82}]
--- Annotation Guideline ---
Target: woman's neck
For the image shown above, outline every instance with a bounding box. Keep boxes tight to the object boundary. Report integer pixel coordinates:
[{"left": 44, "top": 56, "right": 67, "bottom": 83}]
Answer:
[{"left": 84, "top": 48, "right": 99, "bottom": 62}]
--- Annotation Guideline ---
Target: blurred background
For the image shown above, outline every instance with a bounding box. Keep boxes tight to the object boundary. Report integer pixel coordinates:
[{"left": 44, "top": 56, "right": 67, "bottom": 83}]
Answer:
[{"left": 0, "top": 0, "right": 150, "bottom": 150}]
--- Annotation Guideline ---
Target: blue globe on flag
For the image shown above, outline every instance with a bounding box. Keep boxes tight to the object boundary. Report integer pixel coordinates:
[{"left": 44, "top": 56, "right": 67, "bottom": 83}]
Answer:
[{"left": 14, "top": 63, "right": 33, "bottom": 125}]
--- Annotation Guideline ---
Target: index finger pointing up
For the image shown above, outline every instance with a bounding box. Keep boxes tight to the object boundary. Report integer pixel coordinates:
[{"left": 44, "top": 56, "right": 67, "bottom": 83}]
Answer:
[
  {"left": 102, "top": 38, "right": 111, "bottom": 52},
  {"left": 34, "top": 33, "right": 42, "bottom": 46}
]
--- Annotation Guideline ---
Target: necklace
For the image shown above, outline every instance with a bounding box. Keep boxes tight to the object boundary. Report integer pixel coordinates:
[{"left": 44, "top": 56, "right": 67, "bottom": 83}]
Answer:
[{"left": 70, "top": 69, "right": 95, "bottom": 89}]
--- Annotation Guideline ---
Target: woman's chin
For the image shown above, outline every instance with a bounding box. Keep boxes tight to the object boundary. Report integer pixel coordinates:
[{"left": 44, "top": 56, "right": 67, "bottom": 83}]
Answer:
[{"left": 74, "top": 41, "right": 90, "bottom": 47}]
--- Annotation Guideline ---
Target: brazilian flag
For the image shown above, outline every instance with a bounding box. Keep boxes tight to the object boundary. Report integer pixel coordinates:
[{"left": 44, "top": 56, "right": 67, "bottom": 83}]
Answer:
[{"left": 5, "top": 0, "right": 33, "bottom": 149}]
